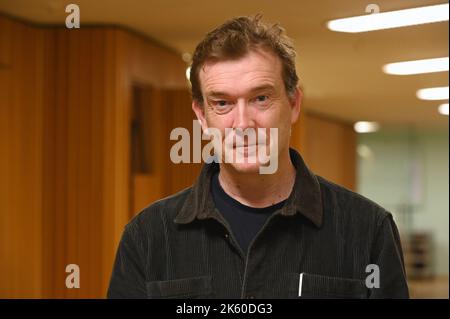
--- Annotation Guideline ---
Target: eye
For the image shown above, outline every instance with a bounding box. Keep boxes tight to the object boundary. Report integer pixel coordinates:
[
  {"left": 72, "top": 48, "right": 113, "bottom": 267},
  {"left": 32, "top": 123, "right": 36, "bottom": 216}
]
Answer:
[
  {"left": 252, "top": 95, "right": 270, "bottom": 107},
  {"left": 209, "top": 99, "right": 234, "bottom": 113},
  {"left": 211, "top": 100, "right": 228, "bottom": 108},
  {"left": 256, "top": 95, "right": 268, "bottom": 102}
]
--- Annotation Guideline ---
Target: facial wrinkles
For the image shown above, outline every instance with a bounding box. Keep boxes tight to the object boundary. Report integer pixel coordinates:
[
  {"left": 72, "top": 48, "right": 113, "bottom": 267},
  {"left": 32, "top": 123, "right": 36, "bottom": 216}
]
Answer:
[
  {"left": 199, "top": 52, "right": 289, "bottom": 148},
  {"left": 201, "top": 50, "right": 282, "bottom": 96},
  {"left": 203, "top": 70, "right": 277, "bottom": 99}
]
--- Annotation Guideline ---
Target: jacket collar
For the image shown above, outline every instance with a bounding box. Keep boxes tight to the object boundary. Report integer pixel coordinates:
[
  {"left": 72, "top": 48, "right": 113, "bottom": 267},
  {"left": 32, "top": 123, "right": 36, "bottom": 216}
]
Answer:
[{"left": 174, "top": 148, "right": 323, "bottom": 228}]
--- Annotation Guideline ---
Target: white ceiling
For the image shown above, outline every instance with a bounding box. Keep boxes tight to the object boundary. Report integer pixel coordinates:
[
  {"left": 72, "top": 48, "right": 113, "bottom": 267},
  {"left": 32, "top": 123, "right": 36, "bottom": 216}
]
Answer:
[{"left": 0, "top": 0, "right": 448, "bottom": 127}]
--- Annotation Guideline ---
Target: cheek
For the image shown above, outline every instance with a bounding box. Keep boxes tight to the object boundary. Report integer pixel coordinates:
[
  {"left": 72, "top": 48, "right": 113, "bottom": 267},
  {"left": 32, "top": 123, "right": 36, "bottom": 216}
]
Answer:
[
  {"left": 265, "top": 107, "right": 292, "bottom": 142},
  {"left": 278, "top": 102, "right": 294, "bottom": 126},
  {"left": 261, "top": 105, "right": 290, "bottom": 129},
  {"left": 204, "top": 111, "right": 232, "bottom": 132}
]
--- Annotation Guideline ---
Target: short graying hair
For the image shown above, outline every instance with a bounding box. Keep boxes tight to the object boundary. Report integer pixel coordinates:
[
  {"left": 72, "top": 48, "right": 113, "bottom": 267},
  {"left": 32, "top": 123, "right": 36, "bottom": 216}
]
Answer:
[{"left": 190, "top": 15, "right": 298, "bottom": 103}]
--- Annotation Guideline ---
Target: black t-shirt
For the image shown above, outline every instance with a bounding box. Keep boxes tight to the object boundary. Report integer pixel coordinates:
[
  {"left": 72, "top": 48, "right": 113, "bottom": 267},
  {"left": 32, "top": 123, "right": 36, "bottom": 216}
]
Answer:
[{"left": 210, "top": 171, "right": 286, "bottom": 254}]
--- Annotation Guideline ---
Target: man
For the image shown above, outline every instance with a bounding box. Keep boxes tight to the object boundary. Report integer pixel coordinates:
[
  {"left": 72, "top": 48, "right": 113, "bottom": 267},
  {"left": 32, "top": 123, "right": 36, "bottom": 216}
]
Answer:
[{"left": 108, "top": 15, "right": 409, "bottom": 299}]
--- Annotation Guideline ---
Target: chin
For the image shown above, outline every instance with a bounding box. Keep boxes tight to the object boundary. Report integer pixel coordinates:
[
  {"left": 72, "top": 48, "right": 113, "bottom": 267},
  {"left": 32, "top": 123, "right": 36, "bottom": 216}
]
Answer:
[
  {"left": 227, "top": 150, "right": 263, "bottom": 173},
  {"left": 219, "top": 145, "right": 277, "bottom": 174}
]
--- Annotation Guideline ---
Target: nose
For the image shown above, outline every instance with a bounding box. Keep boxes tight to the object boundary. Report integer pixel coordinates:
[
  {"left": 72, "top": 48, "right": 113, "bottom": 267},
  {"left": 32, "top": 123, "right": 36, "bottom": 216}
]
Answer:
[{"left": 233, "top": 99, "right": 256, "bottom": 130}]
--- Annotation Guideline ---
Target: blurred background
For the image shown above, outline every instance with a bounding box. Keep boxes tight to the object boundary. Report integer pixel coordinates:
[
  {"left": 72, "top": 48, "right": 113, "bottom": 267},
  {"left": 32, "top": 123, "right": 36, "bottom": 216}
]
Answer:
[{"left": 0, "top": 0, "right": 448, "bottom": 298}]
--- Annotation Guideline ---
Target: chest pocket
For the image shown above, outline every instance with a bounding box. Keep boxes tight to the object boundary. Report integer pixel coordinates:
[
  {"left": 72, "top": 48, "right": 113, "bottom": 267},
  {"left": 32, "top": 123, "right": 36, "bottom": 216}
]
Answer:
[
  {"left": 146, "top": 276, "right": 213, "bottom": 299},
  {"left": 297, "top": 273, "right": 368, "bottom": 299}
]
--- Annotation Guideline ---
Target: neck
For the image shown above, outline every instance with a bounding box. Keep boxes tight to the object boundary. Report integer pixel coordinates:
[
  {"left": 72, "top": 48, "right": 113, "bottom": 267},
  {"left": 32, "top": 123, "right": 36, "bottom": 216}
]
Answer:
[{"left": 217, "top": 148, "right": 296, "bottom": 208}]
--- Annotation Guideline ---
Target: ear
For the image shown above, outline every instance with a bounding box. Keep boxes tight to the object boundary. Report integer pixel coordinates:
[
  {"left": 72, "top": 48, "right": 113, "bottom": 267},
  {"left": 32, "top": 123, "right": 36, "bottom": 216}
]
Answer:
[
  {"left": 192, "top": 99, "right": 208, "bottom": 132},
  {"left": 289, "top": 87, "right": 302, "bottom": 125}
]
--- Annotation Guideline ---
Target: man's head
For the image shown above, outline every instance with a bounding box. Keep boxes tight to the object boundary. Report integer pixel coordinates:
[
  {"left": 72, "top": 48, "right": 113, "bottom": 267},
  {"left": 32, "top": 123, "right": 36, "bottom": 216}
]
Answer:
[{"left": 191, "top": 15, "right": 302, "bottom": 174}]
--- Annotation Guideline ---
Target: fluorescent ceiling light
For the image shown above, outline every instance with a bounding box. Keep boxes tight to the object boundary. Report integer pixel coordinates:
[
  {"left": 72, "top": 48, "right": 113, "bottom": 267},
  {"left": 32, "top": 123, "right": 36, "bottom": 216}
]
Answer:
[
  {"left": 417, "top": 86, "right": 449, "bottom": 100},
  {"left": 383, "top": 57, "right": 449, "bottom": 75},
  {"left": 327, "top": 3, "right": 449, "bottom": 33},
  {"left": 438, "top": 103, "right": 449, "bottom": 115},
  {"left": 354, "top": 121, "right": 380, "bottom": 133}
]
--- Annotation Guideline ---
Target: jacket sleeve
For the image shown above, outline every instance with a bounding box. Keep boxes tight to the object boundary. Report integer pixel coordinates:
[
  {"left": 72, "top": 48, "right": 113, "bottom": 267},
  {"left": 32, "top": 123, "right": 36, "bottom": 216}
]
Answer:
[
  {"left": 107, "top": 222, "right": 147, "bottom": 299},
  {"left": 368, "top": 213, "right": 410, "bottom": 298}
]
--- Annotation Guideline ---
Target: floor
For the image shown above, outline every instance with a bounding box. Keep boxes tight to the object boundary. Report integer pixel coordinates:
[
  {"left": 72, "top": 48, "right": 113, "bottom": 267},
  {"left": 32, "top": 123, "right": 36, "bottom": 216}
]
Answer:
[{"left": 408, "top": 276, "right": 449, "bottom": 299}]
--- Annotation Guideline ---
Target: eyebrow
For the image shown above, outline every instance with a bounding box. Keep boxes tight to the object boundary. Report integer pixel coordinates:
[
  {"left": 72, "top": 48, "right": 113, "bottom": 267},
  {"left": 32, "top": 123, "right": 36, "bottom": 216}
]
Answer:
[{"left": 206, "top": 84, "right": 276, "bottom": 98}]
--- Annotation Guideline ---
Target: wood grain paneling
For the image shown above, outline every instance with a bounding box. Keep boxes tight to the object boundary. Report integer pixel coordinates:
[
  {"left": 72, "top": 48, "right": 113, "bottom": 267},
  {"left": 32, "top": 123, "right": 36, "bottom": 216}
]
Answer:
[
  {"left": 0, "top": 15, "right": 190, "bottom": 298},
  {"left": 44, "top": 26, "right": 189, "bottom": 298},
  {"left": 0, "top": 15, "right": 12, "bottom": 67},
  {"left": 291, "top": 111, "right": 356, "bottom": 190},
  {"left": 0, "top": 17, "right": 46, "bottom": 298},
  {"left": 162, "top": 89, "right": 203, "bottom": 195}
]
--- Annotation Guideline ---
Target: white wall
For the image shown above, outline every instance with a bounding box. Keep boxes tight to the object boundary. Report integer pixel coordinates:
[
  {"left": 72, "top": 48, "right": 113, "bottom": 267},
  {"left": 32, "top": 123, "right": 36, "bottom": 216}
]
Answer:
[{"left": 357, "top": 127, "right": 448, "bottom": 276}]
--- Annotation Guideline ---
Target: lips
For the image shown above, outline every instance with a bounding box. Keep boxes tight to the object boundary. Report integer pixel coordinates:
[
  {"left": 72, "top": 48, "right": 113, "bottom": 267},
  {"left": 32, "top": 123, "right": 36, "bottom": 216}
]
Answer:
[{"left": 233, "top": 144, "right": 257, "bottom": 149}]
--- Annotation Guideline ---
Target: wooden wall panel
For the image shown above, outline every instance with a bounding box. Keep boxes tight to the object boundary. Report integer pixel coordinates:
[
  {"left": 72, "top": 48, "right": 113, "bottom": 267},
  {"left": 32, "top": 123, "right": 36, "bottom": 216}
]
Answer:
[
  {"left": 131, "top": 87, "right": 166, "bottom": 215},
  {"left": 45, "top": 27, "right": 190, "bottom": 297},
  {"left": 0, "top": 67, "right": 10, "bottom": 296},
  {"left": 41, "top": 28, "right": 58, "bottom": 299},
  {"left": 0, "top": 15, "right": 12, "bottom": 67},
  {"left": 124, "top": 30, "right": 188, "bottom": 88},
  {"left": 163, "top": 89, "right": 203, "bottom": 195},
  {"left": 291, "top": 111, "right": 356, "bottom": 190},
  {"left": 130, "top": 88, "right": 203, "bottom": 214},
  {"left": 0, "top": 16, "right": 11, "bottom": 296},
  {"left": 122, "top": 28, "right": 193, "bottom": 218},
  {"left": 42, "top": 28, "right": 108, "bottom": 298},
  {"left": 132, "top": 174, "right": 162, "bottom": 214},
  {"left": 100, "top": 28, "right": 121, "bottom": 298},
  {"left": 0, "top": 17, "right": 46, "bottom": 298}
]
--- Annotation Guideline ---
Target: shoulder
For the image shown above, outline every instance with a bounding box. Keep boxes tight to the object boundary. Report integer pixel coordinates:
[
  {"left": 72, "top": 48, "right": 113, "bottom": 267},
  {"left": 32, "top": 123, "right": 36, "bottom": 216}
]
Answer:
[
  {"left": 124, "top": 187, "right": 193, "bottom": 237},
  {"left": 316, "top": 175, "right": 391, "bottom": 230}
]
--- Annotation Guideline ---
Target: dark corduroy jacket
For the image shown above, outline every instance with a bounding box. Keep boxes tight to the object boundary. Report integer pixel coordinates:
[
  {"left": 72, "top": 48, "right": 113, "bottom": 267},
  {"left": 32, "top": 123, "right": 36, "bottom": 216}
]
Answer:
[{"left": 107, "top": 149, "right": 409, "bottom": 299}]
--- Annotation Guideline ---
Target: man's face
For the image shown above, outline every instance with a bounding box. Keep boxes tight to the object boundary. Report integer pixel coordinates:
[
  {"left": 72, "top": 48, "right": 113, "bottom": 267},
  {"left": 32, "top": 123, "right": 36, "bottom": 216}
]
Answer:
[{"left": 193, "top": 49, "right": 301, "bottom": 174}]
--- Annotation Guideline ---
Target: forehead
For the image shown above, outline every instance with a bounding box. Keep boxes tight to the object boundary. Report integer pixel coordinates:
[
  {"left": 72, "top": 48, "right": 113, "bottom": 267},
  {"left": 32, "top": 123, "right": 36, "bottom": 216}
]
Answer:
[{"left": 199, "top": 49, "right": 283, "bottom": 96}]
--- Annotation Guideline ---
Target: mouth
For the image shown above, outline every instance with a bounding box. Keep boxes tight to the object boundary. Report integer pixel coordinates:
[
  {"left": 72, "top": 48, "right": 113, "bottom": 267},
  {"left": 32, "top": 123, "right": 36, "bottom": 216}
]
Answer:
[{"left": 232, "top": 144, "right": 257, "bottom": 149}]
